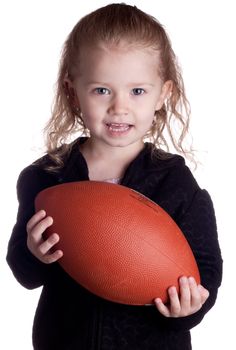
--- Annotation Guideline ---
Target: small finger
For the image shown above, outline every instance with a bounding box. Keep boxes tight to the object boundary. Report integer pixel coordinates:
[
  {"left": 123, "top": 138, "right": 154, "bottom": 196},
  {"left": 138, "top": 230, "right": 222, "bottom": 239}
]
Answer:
[
  {"left": 154, "top": 298, "right": 170, "bottom": 317},
  {"left": 26, "top": 210, "right": 46, "bottom": 232},
  {"left": 179, "top": 276, "right": 191, "bottom": 313},
  {"left": 168, "top": 286, "right": 181, "bottom": 317},
  {"left": 43, "top": 250, "right": 64, "bottom": 264},
  {"left": 189, "top": 277, "right": 202, "bottom": 310},
  {"left": 188, "top": 277, "right": 201, "bottom": 305},
  {"left": 39, "top": 233, "right": 60, "bottom": 256},
  {"left": 30, "top": 216, "right": 53, "bottom": 241},
  {"left": 198, "top": 284, "right": 210, "bottom": 304}
]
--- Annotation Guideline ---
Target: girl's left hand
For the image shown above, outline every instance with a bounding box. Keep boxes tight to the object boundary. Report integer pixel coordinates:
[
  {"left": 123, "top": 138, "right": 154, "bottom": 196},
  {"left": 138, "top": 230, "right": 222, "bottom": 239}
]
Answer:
[{"left": 154, "top": 276, "right": 209, "bottom": 318}]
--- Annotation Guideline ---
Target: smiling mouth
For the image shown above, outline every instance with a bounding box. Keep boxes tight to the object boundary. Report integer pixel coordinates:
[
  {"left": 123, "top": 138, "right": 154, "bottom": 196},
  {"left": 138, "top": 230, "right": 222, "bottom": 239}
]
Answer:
[{"left": 106, "top": 123, "right": 133, "bottom": 132}]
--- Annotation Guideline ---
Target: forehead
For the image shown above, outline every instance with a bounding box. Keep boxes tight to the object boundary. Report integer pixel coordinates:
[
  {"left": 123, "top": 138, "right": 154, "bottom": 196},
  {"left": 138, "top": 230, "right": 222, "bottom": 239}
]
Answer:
[{"left": 76, "top": 42, "right": 161, "bottom": 81}]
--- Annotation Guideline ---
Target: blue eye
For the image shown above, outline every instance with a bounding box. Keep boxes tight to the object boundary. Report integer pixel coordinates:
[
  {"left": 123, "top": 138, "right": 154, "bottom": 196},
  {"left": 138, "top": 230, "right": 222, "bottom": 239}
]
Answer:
[
  {"left": 95, "top": 87, "right": 110, "bottom": 95},
  {"left": 132, "top": 88, "right": 145, "bottom": 95}
]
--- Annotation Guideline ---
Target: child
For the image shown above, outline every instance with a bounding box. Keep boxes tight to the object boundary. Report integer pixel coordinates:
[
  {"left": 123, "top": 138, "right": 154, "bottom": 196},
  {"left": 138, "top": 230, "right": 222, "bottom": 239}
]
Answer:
[{"left": 7, "top": 3, "right": 222, "bottom": 349}]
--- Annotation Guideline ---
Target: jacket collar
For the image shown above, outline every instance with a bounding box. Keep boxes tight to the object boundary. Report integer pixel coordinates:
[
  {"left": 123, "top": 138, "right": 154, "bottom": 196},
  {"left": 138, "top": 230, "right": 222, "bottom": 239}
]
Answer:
[{"left": 58, "top": 138, "right": 184, "bottom": 186}]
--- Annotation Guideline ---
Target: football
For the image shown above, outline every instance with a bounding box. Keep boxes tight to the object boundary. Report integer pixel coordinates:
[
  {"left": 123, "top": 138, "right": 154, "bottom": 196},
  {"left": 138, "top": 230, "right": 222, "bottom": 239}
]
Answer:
[{"left": 35, "top": 181, "right": 200, "bottom": 305}]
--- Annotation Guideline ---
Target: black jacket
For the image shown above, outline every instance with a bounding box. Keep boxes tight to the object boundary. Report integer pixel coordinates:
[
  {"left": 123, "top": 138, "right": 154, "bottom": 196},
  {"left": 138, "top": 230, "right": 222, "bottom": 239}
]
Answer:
[{"left": 7, "top": 140, "right": 222, "bottom": 350}]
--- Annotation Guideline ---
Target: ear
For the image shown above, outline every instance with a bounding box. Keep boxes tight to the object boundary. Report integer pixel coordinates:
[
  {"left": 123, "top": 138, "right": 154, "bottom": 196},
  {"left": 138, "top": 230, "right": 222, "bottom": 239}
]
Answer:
[
  {"left": 64, "top": 78, "right": 80, "bottom": 108},
  {"left": 155, "top": 80, "right": 173, "bottom": 110}
]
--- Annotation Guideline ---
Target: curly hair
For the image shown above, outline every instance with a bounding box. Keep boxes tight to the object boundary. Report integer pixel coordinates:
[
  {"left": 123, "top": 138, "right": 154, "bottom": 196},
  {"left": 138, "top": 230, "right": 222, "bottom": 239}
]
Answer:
[{"left": 43, "top": 3, "right": 194, "bottom": 172}]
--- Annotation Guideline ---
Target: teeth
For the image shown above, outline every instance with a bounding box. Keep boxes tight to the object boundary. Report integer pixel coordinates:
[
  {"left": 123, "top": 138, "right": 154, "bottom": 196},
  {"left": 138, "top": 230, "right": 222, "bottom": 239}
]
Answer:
[{"left": 107, "top": 123, "right": 130, "bottom": 132}]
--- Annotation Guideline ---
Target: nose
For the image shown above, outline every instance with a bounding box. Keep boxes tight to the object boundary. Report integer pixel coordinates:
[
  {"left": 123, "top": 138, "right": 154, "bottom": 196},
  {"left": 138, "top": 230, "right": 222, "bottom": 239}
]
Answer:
[{"left": 108, "top": 93, "right": 129, "bottom": 116}]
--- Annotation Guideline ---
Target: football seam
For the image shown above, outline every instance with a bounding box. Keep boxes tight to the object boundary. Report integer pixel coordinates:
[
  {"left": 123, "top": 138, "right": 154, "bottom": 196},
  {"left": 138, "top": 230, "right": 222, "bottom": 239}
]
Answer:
[{"left": 133, "top": 231, "right": 197, "bottom": 277}]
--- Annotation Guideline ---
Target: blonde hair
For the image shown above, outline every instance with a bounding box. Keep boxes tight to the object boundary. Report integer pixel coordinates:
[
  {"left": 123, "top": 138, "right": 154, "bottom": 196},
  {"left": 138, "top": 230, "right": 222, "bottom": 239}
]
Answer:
[{"left": 43, "top": 3, "right": 194, "bottom": 171}]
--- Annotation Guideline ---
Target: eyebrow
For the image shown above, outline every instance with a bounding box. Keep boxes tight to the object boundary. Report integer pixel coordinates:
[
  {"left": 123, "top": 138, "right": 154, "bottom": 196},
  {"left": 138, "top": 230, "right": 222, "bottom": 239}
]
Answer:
[
  {"left": 129, "top": 83, "right": 155, "bottom": 87},
  {"left": 85, "top": 82, "right": 155, "bottom": 87}
]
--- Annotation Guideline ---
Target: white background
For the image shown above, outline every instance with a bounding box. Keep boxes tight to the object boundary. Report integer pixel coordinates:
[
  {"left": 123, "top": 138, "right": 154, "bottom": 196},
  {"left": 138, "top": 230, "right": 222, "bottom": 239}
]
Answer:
[{"left": 1, "top": 0, "right": 235, "bottom": 348}]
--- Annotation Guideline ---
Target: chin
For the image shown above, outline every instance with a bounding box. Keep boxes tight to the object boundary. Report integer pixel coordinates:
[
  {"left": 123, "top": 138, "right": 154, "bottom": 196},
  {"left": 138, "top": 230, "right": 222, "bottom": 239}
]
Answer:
[{"left": 106, "top": 138, "right": 144, "bottom": 150}]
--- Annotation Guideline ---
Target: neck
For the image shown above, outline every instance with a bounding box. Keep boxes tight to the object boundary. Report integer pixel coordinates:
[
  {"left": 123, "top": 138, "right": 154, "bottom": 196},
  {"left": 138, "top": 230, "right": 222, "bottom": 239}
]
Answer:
[
  {"left": 79, "top": 139, "right": 145, "bottom": 182},
  {"left": 80, "top": 138, "right": 145, "bottom": 163}
]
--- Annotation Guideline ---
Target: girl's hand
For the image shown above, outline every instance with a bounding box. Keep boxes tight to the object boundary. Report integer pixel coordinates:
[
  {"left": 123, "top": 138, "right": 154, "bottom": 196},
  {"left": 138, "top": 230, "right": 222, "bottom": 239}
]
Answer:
[
  {"left": 154, "top": 276, "right": 209, "bottom": 318},
  {"left": 26, "top": 209, "right": 63, "bottom": 264}
]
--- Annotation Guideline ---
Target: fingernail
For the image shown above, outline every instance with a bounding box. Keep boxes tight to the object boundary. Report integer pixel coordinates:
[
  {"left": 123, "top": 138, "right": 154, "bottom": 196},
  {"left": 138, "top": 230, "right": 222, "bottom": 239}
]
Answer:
[
  {"left": 180, "top": 276, "right": 187, "bottom": 284},
  {"left": 188, "top": 277, "right": 196, "bottom": 284},
  {"left": 154, "top": 298, "right": 162, "bottom": 304},
  {"left": 168, "top": 286, "right": 177, "bottom": 295}
]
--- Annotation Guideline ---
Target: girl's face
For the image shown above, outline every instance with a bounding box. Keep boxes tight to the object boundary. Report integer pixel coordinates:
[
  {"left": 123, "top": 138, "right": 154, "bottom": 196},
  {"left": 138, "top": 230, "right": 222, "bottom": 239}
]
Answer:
[{"left": 70, "top": 43, "right": 171, "bottom": 153}]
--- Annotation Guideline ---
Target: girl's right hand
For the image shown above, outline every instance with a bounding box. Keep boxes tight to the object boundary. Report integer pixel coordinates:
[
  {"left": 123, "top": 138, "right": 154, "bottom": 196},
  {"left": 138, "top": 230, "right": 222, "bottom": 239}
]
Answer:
[{"left": 26, "top": 209, "right": 63, "bottom": 264}]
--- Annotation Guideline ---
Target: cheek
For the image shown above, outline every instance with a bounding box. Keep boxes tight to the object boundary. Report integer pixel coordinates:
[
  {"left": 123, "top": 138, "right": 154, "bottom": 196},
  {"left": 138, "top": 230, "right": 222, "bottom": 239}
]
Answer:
[
  {"left": 138, "top": 112, "right": 154, "bottom": 131},
  {"left": 81, "top": 113, "right": 95, "bottom": 129},
  {"left": 80, "top": 106, "right": 103, "bottom": 130},
  {"left": 146, "top": 116, "right": 155, "bottom": 130},
  {"left": 81, "top": 96, "right": 105, "bottom": 114},
  {"left": 79, "top": 101, "right": 95, "bottom": 121}
]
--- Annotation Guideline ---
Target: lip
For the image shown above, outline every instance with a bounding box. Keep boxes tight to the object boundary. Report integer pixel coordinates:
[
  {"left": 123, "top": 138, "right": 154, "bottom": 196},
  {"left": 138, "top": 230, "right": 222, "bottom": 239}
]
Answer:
[{"left": 105, "top": 122, "right": 133, "bottom": 135}]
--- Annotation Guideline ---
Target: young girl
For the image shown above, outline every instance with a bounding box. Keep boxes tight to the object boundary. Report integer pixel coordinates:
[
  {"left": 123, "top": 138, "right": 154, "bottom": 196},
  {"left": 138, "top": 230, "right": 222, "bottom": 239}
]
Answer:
[{"left": 7, "top": 3, "right": 222, "bottom": 349}]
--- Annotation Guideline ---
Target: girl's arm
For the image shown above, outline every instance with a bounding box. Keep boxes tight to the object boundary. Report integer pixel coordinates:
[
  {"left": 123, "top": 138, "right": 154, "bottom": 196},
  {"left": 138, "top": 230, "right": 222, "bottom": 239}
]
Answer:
[
  {"left": 154, "top": 189, "right": 223, "bottom": 330},
  {"left": 6, "top": 166, "right": 60, "bottom": 289}
]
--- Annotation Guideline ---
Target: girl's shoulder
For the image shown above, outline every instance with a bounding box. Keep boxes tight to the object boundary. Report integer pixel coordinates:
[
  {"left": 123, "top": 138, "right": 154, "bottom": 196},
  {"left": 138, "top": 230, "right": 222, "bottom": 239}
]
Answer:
[
  {"left": 16, "top": 138, "right": 86, "bottom": 201},
  {"left": 143, "top": 143, "right": 194, "bottom": 180},
  {"left": 16, "top": 154, "right": 62, "bottom": 204},
  {"left": 18, "top": 138, "right": 81, "bottom": 186},
  {"left": 142, "top": 144, "right": 202, "bottom": 198},
  {"left": 19, "top": 154, "right": 59, "bottom": 184}
]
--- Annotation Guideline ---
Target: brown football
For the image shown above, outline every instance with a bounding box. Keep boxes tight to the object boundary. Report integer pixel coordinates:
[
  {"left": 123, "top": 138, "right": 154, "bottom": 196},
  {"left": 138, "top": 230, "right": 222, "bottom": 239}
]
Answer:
[{"left": 35, "top": 181, "right": 200, "bottom": 305}]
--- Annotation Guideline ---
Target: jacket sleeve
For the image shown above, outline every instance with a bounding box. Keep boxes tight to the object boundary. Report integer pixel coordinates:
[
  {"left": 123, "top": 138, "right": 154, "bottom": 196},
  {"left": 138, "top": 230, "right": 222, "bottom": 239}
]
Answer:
[
  {"left": 6, "top": 166, "right": 59, "bottom": 289},
  {"left": 159, "top": 188, "right": 223, "bottom": 331}
]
